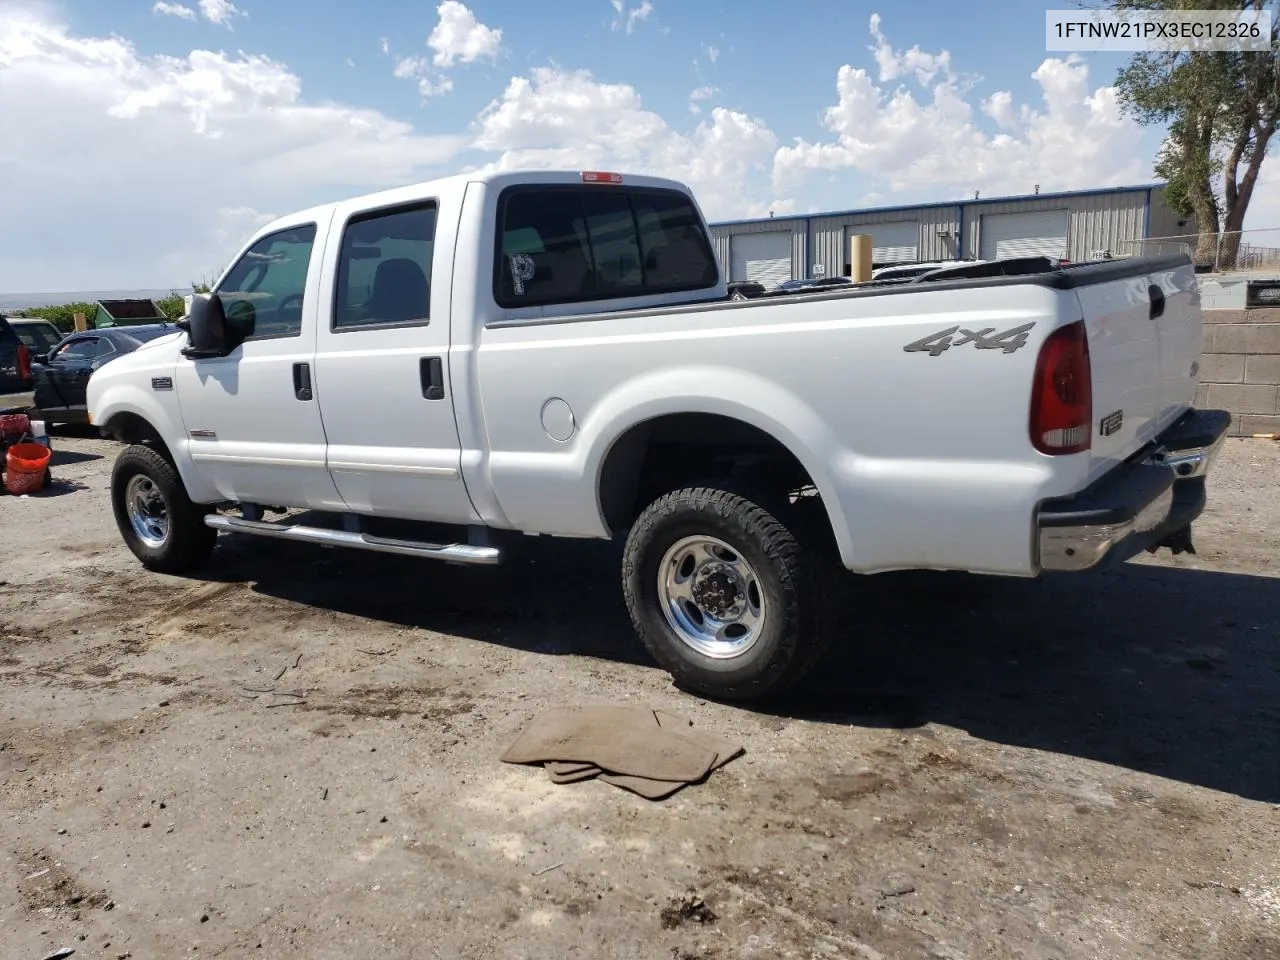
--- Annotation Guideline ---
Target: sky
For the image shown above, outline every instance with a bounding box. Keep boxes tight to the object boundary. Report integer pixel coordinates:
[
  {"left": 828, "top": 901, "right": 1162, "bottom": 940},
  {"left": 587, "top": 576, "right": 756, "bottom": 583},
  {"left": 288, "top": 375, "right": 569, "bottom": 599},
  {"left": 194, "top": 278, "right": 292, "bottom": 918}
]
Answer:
[{"left": 1, "top": 0, "right": 1276, "bottom": 292}]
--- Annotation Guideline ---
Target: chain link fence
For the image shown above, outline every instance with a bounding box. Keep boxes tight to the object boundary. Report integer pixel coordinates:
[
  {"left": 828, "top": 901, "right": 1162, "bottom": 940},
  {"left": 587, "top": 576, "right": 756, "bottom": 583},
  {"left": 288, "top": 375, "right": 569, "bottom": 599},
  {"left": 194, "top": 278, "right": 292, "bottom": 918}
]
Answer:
[{"left": 1115, "top": 228, "right": 1280, "bottom": 275}]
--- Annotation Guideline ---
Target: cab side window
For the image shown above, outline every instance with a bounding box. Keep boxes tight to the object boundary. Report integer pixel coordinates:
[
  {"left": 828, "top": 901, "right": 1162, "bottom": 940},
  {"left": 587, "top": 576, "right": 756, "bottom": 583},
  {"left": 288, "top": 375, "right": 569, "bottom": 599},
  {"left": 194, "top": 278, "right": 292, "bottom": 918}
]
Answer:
[
  {"left": 334, "top": 204, "right": 437, "bottom": 330},
  {"left": 215, "top": 225, "right": 317, "bottom": 341}
]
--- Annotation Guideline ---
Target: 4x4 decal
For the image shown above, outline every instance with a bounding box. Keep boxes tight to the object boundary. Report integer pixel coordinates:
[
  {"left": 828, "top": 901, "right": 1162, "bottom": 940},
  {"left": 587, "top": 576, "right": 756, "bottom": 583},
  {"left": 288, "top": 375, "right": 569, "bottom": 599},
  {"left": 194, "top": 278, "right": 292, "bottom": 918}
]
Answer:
[{"left": 903, "top": 322, "right": 1035, "bottom": 357}]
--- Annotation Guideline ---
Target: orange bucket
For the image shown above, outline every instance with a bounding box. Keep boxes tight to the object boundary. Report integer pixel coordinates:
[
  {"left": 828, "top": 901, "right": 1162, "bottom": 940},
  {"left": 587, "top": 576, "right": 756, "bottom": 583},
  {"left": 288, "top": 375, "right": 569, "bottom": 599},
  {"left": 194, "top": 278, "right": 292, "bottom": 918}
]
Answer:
[{"left": 5, "top": 442, "right": 51, "bottom": 495}]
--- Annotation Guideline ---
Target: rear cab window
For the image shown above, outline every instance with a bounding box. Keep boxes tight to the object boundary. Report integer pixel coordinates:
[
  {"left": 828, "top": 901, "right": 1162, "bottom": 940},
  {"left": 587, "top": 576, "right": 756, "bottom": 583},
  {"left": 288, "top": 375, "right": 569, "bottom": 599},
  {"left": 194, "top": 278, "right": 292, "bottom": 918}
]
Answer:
[
  {"left": 494, "top": 186, "right": 719, "bottom": 309},
  {"left": 14, "top": 322, "right": 63, "bottom": 352}
]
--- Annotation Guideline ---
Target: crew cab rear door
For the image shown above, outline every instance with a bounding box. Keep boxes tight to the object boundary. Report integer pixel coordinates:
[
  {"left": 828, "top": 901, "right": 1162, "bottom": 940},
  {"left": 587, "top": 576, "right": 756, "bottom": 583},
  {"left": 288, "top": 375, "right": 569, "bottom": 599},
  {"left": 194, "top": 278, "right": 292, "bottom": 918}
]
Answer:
[{"left": 311, "top": 192, "right": 478, "bottom": 524}]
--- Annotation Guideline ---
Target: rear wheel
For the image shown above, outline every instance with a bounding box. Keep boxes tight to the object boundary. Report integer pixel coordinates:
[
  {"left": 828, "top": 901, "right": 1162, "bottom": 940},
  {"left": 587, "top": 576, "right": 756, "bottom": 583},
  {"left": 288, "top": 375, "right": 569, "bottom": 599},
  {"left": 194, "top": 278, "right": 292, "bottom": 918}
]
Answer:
[
  {"left": 111, "top": 444, "right": 216, "bottom": 573},
  {"left": 622, "top": 485, "right": 839, "bottom": 702}
]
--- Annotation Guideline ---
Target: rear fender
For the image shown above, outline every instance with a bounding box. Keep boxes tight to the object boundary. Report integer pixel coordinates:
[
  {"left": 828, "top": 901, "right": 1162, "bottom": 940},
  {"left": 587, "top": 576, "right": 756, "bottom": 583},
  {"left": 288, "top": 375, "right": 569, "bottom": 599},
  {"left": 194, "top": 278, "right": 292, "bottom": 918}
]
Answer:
[{"left": 584, "top": 366, "right": 859, "bottom": 566}]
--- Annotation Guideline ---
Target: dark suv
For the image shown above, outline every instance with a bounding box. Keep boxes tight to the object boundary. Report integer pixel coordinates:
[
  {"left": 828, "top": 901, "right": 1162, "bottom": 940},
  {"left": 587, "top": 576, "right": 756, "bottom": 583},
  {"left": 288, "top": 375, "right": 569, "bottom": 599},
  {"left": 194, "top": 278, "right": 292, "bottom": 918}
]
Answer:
[{"left": 0, "top": 314, "right": 34, "bottom": 396}]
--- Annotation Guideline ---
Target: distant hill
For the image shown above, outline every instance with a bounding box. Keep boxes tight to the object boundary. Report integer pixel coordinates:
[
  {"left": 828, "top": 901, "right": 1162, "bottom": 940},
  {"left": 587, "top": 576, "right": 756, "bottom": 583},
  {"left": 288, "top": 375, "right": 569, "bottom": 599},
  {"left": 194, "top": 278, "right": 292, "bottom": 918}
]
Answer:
[{"left": 0, "top": 289, "right": 180, "bottom": 313}]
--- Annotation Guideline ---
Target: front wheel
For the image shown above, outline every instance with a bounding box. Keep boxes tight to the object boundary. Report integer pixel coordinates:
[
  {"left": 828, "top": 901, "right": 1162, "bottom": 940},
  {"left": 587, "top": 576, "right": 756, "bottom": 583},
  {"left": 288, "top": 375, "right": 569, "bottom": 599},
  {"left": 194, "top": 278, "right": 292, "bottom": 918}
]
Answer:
[
  {"left": 111, "top": 444, "right": 216, "bottom": 573},
  {"left": 622, "top": 485, "right": 839, "bottom": 702}
]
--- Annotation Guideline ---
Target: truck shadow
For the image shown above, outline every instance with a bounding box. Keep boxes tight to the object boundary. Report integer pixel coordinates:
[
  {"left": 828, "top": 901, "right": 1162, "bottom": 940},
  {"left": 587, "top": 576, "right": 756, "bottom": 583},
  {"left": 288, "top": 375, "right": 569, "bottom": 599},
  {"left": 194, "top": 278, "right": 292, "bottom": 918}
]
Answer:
[
  {"left": 201, "top": 534, "right": 1280, "bottom": 803},
  {"left": 798, "top": 562, "right": 1280, "bottom": 804}
]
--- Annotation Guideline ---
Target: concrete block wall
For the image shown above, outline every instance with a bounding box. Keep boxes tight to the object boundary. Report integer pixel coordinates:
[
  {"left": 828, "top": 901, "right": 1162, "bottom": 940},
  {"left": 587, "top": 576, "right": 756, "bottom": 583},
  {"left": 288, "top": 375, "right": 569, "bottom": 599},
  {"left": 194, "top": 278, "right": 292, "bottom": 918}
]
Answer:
[{"left": 1197, "top": 307, "right": 1280, "bottom": 436}]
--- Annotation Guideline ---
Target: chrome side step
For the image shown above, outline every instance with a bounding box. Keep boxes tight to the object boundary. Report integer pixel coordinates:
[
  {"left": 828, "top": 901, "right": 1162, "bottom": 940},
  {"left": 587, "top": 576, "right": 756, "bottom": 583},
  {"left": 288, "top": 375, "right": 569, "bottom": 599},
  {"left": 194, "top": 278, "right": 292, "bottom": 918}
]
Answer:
[{"left": 203, "top": 514, "right": 502, "bottom": 565}]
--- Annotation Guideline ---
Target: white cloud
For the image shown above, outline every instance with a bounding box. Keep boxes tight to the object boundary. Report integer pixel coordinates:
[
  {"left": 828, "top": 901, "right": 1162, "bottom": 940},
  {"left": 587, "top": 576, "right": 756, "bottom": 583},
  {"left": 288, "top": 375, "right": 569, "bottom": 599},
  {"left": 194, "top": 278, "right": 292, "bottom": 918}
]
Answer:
[
  {"left": 868, "top": 12, "right": 952, "bottom": 85},
  {"left": 626, "top": 1, "right": 654, "bottom": 33},
  {"left": 428, "top": 0, "right": 501, "bottom": 68},
  {"left": 153, "top": 2, "right": 197, "bottom": 21},
  {"left": 705, "top": 43, "right": 719, "bottom": 63},
  {"left": 610, "top": 1, "right": 654, "bottom": 33},
  {"left": 390, "top": 2, "right": 500, "bottom": 101},
  {"left": 393, "top": 54, "right": 455, "bottom": 98},
  {"left": 472, "top": 67, "right": 776, "bottom": 219},
  {"left": 687, "top": 85, "right": 718, "bottom": 115},
  {"left": 981, "top": 89, "right": 1017, "bottom": 130},
  {"left": 0, "top": 10, "right": 464, "bottom": 289},
  {"left": 198, "top": 0, "right": 241, "bottom": 27},
  {"left": 742, "top": 197, "right": 797, "bottom": 219},
  {"left": 1243, "top": 163, "right": 1280, "bottom": 232},
  {"left": 774, "top": 18, "right": 1145, "bottom": 200}
]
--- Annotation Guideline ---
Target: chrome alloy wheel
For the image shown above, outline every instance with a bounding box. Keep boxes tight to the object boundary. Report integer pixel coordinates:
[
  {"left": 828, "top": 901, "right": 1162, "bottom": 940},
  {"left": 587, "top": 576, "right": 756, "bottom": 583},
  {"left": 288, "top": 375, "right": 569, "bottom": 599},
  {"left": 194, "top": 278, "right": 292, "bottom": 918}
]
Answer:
[
  {"left": 125, "top": 474, "right": 169, "bottom": 548},
  {"left": 657, "top": 535, "right": 767, "bottom": 658}
]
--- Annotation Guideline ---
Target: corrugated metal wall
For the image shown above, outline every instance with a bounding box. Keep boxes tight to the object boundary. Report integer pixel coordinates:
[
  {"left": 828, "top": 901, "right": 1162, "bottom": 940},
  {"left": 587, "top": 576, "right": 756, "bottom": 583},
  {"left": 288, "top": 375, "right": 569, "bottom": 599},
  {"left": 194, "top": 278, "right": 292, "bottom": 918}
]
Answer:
[
  {"left": 809, "top": 206, "right": 961, "bottom": 274},
  {"left": 709, "top": 218, "right": 806, "bottom": 281},
  {"left": 710, "top": 187, "right": 1176, "bottom": 280},
  {"left": 962, "top": 191, "right": 1146, "bottom": 262},
  {"left": 1146, "top": 184, "right": 1196, "bottom": 240}
]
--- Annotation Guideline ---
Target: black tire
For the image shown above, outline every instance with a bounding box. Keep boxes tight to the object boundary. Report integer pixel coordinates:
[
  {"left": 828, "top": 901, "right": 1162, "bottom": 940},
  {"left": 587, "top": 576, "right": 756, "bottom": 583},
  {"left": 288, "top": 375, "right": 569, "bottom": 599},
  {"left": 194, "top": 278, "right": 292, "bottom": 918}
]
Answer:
[
  {"left": 622, "top": 485, "right": 839, "bottom": 702},
  {"left": 111, "top": 444, "right": 216, "bottom": 573}
]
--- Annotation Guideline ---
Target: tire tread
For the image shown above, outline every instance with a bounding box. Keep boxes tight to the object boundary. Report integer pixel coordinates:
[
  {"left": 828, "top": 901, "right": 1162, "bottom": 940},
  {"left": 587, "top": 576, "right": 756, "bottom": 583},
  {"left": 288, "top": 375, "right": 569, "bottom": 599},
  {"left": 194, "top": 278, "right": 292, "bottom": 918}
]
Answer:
[{"left": 622, "top": 484, "right": 839, "bottom": 702}]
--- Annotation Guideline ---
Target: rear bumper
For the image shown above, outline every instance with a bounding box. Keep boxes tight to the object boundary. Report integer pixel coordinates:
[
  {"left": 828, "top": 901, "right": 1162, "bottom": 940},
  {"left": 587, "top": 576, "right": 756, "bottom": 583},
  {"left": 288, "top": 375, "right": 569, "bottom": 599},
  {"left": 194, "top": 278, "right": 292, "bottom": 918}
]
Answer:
[{"left": 1036, "top": 408, "right": 1231, "bottom": 573}]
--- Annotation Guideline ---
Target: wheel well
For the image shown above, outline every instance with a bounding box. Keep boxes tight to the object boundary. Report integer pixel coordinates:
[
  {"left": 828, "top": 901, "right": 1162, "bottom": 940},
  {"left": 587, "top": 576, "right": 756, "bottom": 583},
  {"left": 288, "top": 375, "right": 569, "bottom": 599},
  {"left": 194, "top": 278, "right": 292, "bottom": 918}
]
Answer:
[
  {"left": 104, "top": 413, "right": 174, "bottom": 462},
  {"left": 598, "top": 413, "right": 821, "bottom": 532}
]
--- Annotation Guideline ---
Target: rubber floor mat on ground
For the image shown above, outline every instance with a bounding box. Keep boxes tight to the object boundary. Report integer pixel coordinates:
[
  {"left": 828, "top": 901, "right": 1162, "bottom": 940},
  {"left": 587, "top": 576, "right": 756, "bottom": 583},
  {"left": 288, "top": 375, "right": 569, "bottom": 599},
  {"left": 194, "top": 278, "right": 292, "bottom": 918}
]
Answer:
[{"left": 500, "top": 705, "right": 744, "bottom": 800}]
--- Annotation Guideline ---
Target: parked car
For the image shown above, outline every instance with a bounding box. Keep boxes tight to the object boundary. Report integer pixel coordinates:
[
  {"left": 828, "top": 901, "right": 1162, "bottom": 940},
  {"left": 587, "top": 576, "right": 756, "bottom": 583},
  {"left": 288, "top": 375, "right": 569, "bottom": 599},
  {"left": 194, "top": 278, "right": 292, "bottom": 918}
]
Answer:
[
  {"left": 726, "top": 280, "right": 766, "bottom": 300},
  {"left": 775, "top": 276, "right": 854, "bottom": 292},
  {"left": 88, "top": 169, "right": 1227, "bottom": 702},
  {"left": 0, "top": 314, "right": 35, "bottom": 395},
  {"left": 10, "top": 318, "right": 64, "bottom": 355},
  {"left": 33, "top": 323, "right": 180, "bottom": 425},
  {"left": 870, "top": 260, "right": 981, "bottom": 282}
]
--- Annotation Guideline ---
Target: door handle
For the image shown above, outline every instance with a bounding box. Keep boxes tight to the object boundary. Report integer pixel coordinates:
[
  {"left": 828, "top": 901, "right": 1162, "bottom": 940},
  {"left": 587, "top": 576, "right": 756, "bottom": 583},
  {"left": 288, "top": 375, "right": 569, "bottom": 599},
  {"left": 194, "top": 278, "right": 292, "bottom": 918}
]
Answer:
[
  {"left": 420, "top": 356, "right": 445, "bottom": 401},
  {"left": 1148, "top": 284, "right": 1165, "bottom": 320},
  {"left": 292, "top": 362, "right": 313, "bottom": 401}
]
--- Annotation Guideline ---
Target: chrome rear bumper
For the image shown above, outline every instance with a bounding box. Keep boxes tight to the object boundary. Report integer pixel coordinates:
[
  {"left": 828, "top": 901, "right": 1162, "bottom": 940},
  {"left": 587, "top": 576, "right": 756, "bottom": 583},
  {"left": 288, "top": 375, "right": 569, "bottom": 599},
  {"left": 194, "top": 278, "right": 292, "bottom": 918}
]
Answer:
[{"left": 1036, "top": 408, "right": 1231, "bottom": 573}]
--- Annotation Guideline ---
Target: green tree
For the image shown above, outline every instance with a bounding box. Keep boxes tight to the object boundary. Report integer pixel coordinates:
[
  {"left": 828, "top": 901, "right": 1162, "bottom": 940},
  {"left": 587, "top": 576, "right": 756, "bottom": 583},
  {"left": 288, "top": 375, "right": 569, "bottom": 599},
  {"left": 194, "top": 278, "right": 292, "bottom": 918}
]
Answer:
[{"left": 1101, "top": 0, "right": 1279, "bottom": 268}]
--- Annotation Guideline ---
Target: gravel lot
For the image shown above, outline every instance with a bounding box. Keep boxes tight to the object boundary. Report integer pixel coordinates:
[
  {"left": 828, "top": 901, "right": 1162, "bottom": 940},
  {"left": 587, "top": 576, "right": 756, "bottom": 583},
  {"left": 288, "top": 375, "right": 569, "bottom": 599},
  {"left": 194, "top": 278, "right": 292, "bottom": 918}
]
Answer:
[{"left": 2, "top": 433, "right": 1278, "bottom": 960}]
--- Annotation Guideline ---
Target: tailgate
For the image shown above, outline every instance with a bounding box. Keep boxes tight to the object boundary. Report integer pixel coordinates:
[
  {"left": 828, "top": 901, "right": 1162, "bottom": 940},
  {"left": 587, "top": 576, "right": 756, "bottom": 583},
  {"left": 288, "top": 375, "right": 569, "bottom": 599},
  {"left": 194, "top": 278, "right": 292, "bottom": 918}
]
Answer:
[{"left": 1071, "top": 256, "right": 1201, "bottom": 481}]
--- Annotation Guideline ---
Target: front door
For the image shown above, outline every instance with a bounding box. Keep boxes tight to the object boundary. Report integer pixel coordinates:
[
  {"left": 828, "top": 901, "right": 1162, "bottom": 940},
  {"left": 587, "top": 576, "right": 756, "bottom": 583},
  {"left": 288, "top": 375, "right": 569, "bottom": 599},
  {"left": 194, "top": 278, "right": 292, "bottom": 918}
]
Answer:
[
  {"left": 35, "top": 335, "right": 113, "bottom": 417},
  {"left": 312, "top": 197, "right": 477, "bottom": 524},
  {"left": 172, "top": 217, "right": 345, "bottom": 511}
]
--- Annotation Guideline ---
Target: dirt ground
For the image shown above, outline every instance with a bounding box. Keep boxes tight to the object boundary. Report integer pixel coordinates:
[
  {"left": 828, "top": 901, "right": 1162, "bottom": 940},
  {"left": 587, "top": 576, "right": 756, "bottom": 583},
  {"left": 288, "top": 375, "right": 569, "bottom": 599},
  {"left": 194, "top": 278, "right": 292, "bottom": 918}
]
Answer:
[{"left": 2, "top": 433, "right": 1278, "bottom": 960}]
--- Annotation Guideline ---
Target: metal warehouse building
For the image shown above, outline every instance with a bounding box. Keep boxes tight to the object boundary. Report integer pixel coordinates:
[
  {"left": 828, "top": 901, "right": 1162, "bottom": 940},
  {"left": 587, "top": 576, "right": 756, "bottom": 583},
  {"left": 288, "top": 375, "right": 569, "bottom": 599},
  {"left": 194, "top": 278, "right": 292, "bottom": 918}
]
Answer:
[{"left": 708, "top": 184, "right": 1192, "bottom": 286}]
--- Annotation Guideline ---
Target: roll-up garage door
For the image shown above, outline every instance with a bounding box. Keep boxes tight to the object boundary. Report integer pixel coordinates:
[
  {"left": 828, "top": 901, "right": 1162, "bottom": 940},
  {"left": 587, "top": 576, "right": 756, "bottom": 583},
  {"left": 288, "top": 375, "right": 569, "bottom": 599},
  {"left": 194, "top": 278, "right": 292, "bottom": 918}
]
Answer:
[
  {"left": 870, "top": 221, "right": 919, "bottom": 264},
  {"left": 846, "top": 221, "right": 919, "bottom": 265},
  {"left": 979, "top": 210, "right": 1069, "bottom": 260},
  {"left": 731, "top": 232, "right": 793, "bottom": 286}
]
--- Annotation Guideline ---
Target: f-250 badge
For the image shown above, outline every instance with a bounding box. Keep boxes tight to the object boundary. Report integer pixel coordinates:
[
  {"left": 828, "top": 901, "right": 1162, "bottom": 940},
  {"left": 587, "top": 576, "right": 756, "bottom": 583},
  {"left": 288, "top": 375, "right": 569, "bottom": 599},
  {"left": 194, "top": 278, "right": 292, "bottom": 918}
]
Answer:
[{"left": 903, "top": 322, "right": 1035, "bottom": 357}]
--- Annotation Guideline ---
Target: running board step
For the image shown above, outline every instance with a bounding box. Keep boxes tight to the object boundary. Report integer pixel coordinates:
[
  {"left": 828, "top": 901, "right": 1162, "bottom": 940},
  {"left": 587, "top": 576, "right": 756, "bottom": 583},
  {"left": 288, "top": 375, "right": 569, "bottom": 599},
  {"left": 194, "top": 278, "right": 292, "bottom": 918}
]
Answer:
[{"left": 203, "top": 515, "right": 501, "bottom": 565}]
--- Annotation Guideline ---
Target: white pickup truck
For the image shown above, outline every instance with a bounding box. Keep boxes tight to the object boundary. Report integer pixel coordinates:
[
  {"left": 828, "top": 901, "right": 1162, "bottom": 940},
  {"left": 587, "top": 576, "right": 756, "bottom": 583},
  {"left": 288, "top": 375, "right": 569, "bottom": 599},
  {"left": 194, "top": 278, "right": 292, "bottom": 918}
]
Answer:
[{"left": 88, "top": 169, "right": 1229, "bottom": 701}]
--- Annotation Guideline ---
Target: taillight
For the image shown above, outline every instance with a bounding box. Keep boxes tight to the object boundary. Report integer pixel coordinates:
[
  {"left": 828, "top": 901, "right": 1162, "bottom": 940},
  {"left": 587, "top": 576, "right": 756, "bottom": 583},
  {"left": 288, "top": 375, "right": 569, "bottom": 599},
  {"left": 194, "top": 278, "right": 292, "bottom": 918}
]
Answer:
[
  {"left": 15, "top": 344, "right": 30, "bottom": 381},
  {"left": 1030, "top": 320, "right": 1091, "bottom": 455}
]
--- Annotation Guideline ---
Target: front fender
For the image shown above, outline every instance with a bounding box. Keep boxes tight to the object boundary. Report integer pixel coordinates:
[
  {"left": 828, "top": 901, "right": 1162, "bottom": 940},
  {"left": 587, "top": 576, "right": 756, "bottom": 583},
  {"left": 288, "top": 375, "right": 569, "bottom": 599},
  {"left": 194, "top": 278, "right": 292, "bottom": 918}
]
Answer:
[{"left": 90, "top": 381, "right": 218, "bottom": 504}]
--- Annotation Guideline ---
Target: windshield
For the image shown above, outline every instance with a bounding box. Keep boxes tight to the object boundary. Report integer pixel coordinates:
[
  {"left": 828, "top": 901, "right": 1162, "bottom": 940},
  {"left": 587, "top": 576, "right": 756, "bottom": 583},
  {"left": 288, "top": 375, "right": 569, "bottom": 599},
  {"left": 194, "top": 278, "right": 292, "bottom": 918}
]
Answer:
[{"left": 14, "top": 322, "right": 62, "bottom": 352}]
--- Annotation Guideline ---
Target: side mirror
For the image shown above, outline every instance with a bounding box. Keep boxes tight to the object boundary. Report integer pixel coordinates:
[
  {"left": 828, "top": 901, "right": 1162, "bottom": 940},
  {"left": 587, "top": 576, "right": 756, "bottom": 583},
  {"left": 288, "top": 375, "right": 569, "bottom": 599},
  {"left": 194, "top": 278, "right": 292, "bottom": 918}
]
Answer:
[
  {"left": 33, "top": 354, "right": 48, "bottom": 365},
  {"left": 181, "top": 293, "right": 230, "bottom": 359}
]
